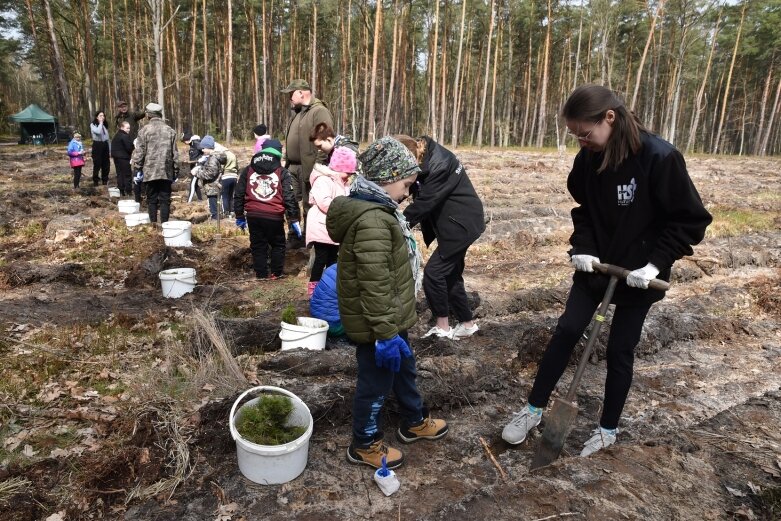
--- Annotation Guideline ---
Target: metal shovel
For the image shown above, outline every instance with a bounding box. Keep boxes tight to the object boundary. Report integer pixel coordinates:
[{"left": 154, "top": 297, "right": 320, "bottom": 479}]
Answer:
[{"left": 530, "top": 262, "right": 670, "bottom": 470}]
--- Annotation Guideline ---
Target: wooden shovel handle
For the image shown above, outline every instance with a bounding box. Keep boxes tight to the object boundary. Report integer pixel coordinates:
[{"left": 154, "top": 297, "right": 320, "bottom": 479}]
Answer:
[{"left": 593, "top": 262, "right": 670, "bottom": 292}]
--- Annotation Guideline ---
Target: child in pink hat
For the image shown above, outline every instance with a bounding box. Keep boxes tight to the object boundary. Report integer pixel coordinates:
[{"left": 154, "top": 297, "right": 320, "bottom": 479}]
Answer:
[{"left": 305, "top": 146, "right": 357, "bottom": 297}]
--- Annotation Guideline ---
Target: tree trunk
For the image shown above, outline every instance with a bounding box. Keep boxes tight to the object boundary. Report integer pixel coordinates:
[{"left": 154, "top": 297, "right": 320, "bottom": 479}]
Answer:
[
  {"left": 631, "top": 0, "right": 665, "bottom": 111},
  {"left": 438, "top": 0, "right": 449, "bottom": 144},
  {"left": 430, "top": 0, "right": 440, "bottom": 139},
  {"left": 476, "top": 0, "right": 495, "bottom": 147},
  {"left": 490, "top": 16, "right": 502, "bottom": 147},
  {"left": 535, "top": 0, "right": 552, "bottom": 148},
  {"left": 451, "top": 0, "right": 467, "bottom": 147},
  {"left": 713, "top": 4, "right": 746, "bottom": 154},
  {"left": 383, "top": 0, "right": 400, "bottom": 137},
  {"left": 202, "top": 0, "right": 210, "bottom": 131},
  {"left": 685, "top": 12, "right": 720, "bottom": 153},
  {"left": 573, "top": 0, "right": 584, "bottom": 89},
  {"left": 759, "top": 74, "right": 781, "bottom": 156},
  {"left": 311, "top": 2, "right": 317, "bottom": 92},
  {"left": 367, "top": 0, "right": 382, "bottom": 143},
  {"left": 41, "top": 0, "right": 74, "bottom": 124},
  {"left": 226, "top": 0, "right": 233, "bottom": 143},
  {"left": 754, "top": 62, "right": 774, "bottom": 155}
]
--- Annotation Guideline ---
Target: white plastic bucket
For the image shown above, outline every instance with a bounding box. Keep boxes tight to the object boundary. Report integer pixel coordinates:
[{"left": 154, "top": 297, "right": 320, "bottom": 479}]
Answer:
[
  {"left": 108, "top": 187, "right": 121, "bottom": 198},
  {"left": 279, "top": 317, "right": 329, "bottom": 351},
  {"left": 158, "top": 268, "right": 197, "bottom": 298},
  {"left": 125, "top": 212, "right": 150, "bottom": 228},
  {"left": 162, "top": 220, "right": 193, "bottom": 247},
  {"left": 229, "top": 386, "right": 313, "bottom": 485},
  {"left": 118, "top": 200, "right": 140, "bottom": 214}
]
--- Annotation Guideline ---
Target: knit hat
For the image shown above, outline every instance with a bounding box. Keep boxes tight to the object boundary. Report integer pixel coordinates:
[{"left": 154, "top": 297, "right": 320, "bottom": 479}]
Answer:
[
  {"left": 328, "top": 147, "right": 357, "bottom": 174},
  {"left": 253, "top": 124, "right": 268, "bottom": 136},
  {"left": 358, "top": 137, "right": 420, "bottom": 185},
  {"left": 261, "top": 138, "right": 283, "bottom": 158},
  {"left": 198, "top": 135, "right": 215, "bottom": 150},
  {"left": 181, "top": 131, "right": 193, "bottom": 143}
]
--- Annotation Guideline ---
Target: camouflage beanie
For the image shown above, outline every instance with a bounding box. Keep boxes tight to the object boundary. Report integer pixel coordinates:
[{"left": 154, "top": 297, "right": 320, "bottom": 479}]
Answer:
[{"left": 358, "top": 136, "right": 420, "bottom": 185}]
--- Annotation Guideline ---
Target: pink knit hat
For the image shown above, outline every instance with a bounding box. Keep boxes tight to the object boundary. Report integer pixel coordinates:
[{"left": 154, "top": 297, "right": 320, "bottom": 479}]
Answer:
[{"left": 328, "top": 147, "right": 357, "bottom": 174}]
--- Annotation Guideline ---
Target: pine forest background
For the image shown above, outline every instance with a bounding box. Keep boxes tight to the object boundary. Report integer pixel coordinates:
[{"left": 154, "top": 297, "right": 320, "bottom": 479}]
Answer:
[{"left": 0, "top": 0, "right": 780, "bottom": 155}]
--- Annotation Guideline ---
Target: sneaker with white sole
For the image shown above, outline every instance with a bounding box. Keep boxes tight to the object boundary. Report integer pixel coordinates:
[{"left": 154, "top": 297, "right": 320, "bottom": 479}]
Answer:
[
  {"left": 501, "top": 404, "right": 543, "bottom": 445},
  {"left": 452, "top": 322, "right": 479, "bottom": 339},
  {"left": 580, "top": 427, "right": 618, "bottom": 457},
  {"left": 422, "top": 326, "right": 454, "bottom": 339}
]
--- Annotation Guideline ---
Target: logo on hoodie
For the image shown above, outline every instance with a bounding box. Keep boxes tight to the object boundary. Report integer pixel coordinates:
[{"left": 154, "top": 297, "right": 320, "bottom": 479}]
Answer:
[
  {"left": 249, "top": 171, "right": 279, "bottom": 201},
  {"left": 617, "top": 178, "right": 637, "bottom": 206}
]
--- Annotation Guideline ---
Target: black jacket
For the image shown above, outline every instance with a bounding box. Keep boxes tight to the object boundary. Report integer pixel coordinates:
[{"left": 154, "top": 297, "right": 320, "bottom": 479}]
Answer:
[
  {"left": 110, "top": 131, "right": 134, "bottom": 160},
  {"left": 403, "top": 137, "right": 485, "bottom": 259},
  {"left": 234, "top": 152, "right": 300, "bottom": 222},
  {"left": 568, "top": 131, "right": 712, "bottom": 306}
]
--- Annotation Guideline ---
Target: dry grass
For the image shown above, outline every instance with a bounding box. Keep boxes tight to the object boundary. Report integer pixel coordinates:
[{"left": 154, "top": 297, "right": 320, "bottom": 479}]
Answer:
[
  {"left": 125, "top": 405, "right": 193, "bottom": 504},
  {"left": 0, "top": 476, "right": 32, "bottom": 506}
]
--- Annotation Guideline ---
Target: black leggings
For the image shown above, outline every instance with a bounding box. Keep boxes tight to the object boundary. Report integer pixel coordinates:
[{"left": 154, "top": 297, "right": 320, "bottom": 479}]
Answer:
[
  {"left": 91, "top": 141, "right": 110, "bottom": 185},
  {"left": 528, "top": 283, "right": 651, "bottom": 430},
  {"left": 422, "top": 247, "right": 472, "bottom": 322},
  {"left": 310, "top": 243, "right": 339, "bottom": 282},
  {"left": 72, "top": 166, "right": 82, "bottom": 188}
]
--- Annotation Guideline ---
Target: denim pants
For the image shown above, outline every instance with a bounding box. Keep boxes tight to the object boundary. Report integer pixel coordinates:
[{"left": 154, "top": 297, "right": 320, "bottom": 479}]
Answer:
[
  {"left": 352, "top": 331, "right": 424, "bottom": 447},
  {"left": 221, "top": 178, "right": 237, "bottom": 214},
  {"left": 528, "top": 283, "right": 651, "bottom": 430}
]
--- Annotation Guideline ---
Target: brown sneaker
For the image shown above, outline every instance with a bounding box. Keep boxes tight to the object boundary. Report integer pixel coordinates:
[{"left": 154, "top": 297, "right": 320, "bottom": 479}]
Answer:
[
  {"left": 346, "top": 439, "right": 404, "bottom": 469},
  {"left": 397, "top": 417, "right": 449, "bottom": 443}
]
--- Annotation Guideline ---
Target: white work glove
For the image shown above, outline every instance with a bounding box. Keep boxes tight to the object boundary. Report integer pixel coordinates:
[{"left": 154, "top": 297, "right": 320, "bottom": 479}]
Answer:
[
  {"left": 626, "top": 263, "right": 660, "bottom": 289},
  {"left": 571, "top": 254, "right": 600, "bottom": 273}
]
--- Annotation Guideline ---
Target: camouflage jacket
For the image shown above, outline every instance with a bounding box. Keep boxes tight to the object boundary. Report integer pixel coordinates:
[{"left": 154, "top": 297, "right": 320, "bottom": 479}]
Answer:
[
  {"left": 191, "top": 152, "right": 226, "bottom": 196},
  {"left": 132, "top": 117, "right": 179, "bottom": 182}
]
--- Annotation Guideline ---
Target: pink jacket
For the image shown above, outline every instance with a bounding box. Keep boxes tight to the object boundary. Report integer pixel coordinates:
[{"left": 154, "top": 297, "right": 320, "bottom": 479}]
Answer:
[{"left": 306, "top": 164, "right": 351, "bottom": 246}]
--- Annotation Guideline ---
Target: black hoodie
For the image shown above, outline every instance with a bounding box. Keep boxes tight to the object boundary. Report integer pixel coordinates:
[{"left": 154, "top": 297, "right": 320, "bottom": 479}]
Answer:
[
  {"left": 403, "top": 137, "right": 485, "bottom": 259},
  {"left": 567, "top": 131, "right": 712, "bottom": 306}
]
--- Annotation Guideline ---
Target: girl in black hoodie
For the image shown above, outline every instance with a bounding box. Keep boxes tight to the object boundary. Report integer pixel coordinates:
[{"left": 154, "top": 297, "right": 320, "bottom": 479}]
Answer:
[
  {"left": 396, "top": 135, "right": 486, "bottom": 340},
  {"left": 501, "top": 85, "right": 712, "bottom": 457}
]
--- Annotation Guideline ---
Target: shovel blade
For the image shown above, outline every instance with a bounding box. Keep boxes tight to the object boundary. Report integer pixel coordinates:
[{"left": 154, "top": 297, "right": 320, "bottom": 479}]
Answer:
[{"left": 530, "top": 398, "right": 579, "bottom": 470}]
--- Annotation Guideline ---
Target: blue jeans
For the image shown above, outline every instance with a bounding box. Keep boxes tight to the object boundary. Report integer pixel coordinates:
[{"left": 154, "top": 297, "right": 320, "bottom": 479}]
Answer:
[
  {"left": 352, "top": 331, "right": 424, "bottom": 447},
  {"left": 221, "top": 177, "right": 237, "bottom": 214},
  {"left": 208, "top": 196, "right": 218, "bottom": 220}
]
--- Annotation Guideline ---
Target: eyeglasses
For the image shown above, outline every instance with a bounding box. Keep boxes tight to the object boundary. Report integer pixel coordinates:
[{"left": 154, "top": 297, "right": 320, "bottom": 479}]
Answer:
[{"left": 567, "top": 119, "right": 602, "bottom": 141}]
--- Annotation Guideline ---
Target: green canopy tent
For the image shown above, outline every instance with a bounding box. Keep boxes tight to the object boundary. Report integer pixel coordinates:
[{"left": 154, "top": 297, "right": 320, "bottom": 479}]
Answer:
[{"left": 9, "top": 104, "right": 58, "bottom": 144}]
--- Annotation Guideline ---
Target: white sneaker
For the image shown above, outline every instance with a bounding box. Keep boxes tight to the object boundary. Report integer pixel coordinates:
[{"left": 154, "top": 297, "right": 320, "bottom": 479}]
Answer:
[
  {"left": 452, "top": 322, "right": 479, "bottom": 339},
  {"left": 580, "top": 427, "right": 618, "bottom": 457},
  {"left": 422, "top": 326, "right": 454, "bottom": 339},
  {"left": 501, "top": 405, "right": 542, "bottom": 445}
]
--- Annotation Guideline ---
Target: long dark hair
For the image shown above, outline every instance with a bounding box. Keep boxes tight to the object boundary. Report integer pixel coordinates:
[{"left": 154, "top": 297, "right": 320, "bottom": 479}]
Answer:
[
  {"left": 92, "top": 110, "right": 106, "bottom": 127},
  {"left": 561, "top": 85, "right": 646, "bottom": 173}
]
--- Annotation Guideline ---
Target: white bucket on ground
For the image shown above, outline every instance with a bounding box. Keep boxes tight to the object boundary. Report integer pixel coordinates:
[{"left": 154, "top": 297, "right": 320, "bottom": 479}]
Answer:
[
  {"left": 279, "top": 317, "right": 329, "bottom": 351},
  {"left": 158, "top": 268, "right": 196, "bottom": 298},
  {"left": 162, "top": 220, "right": 193, "bottom": 247},
  {"left": 108, "top": 187, "right": 121, "bottom": 198},
  {"left": 124, "top": 212, "right": 150, "bottom": 228},
  {"left": 229, "top": 386, "right": 313, "bottom": 485},
  {"left": 118, "top": 200, "right": 140, "bottom": 214}
]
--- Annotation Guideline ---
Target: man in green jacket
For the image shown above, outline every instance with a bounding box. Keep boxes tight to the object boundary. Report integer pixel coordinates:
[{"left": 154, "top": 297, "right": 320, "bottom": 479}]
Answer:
[
  {"left": 281, "top": 79, "right": 334, "bottom": 246},
  {"left": 326, "top": 137, "right": 448, "bottom": 470}
]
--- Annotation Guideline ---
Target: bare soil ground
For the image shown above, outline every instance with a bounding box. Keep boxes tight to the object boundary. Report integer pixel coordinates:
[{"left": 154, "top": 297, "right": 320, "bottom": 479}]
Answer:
[{"left": 1, "top": 144, "right": 779, "bottom": 521}]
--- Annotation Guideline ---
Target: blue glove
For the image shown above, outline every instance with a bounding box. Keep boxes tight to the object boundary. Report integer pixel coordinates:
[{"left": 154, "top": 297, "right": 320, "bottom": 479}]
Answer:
[
  {"left": 291, "top": 221, "right": 302, "bottom": 239},
  {"left": 134, "top": 171, "right": 143, "bottom": 184},
  {"left": 235, "top": 217, "right": 246, "bottom": 231},
  {"left": 375, "top": 335, "right": 413, "bottom": 373}
]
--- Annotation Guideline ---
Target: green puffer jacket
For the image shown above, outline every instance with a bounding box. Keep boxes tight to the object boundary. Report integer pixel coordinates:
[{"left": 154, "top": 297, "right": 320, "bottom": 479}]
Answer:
[{"left": 326, "top": 196, "right": 417, "bottom": 344}]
